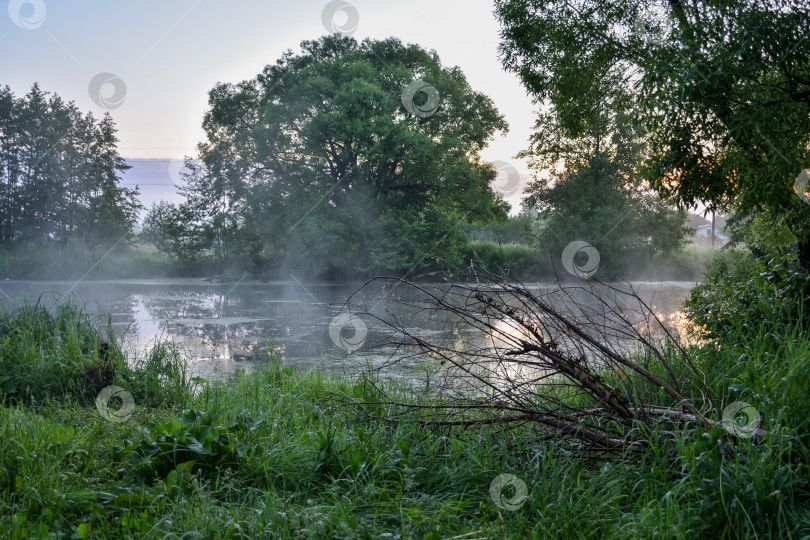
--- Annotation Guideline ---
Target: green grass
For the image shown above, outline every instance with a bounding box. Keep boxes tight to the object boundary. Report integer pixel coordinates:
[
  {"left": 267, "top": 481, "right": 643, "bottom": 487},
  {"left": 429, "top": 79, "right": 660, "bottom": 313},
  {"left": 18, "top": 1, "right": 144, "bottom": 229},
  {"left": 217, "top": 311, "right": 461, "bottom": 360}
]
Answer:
[
  {"left": 461, "top": 242, "right": 719, "bottom": 282},
  {"left": 1, "top": 299, "right": 809, "bottom": 538},
  {"left": 0, "top": 242, "right": 219, "bottom": 280},
  {"left": 462, "top": 241, "right": 550, "bottom": 279}
]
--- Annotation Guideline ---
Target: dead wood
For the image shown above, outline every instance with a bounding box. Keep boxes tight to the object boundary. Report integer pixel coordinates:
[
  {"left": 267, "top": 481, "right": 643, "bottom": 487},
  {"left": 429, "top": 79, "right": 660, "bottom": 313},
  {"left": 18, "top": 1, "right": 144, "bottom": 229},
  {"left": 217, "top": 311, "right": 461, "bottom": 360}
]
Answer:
[{"left": 339, "top": 271, "right": 754, "bottom": 452}]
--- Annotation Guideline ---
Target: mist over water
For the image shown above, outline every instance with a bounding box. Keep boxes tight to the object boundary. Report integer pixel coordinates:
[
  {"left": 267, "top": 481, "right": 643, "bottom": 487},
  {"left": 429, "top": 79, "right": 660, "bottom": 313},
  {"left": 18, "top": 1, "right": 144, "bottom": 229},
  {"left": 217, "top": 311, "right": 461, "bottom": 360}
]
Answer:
[{"left": 0, "top": 278, "right": 695, "bottom": 384}]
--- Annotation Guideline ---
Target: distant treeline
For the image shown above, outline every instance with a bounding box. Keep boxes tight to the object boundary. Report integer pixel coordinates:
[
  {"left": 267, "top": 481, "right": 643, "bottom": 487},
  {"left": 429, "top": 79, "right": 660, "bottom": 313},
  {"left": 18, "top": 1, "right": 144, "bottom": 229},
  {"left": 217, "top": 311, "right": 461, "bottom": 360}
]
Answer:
[
  {"left": 139, "top": 35, "right": 692, "bottom": 281},
  {"left": 1, "top": 36, "right": 699, "bottom": 282},
  {"left": 0, "top": 84, "right": 140, "bottom": 248}
]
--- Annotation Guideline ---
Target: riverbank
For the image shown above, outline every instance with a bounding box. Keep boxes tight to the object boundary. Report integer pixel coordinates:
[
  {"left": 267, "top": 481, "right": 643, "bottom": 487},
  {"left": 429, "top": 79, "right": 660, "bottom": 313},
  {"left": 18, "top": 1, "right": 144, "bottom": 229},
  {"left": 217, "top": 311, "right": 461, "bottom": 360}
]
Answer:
[
  {"left": 0, "top": 280, "right": 697, "bottom": 387},
  {"left": 0, "top": 242, "right": 720, "bottom": 283},
  {"left": 1, "top": 299, "right": 809, "bottom": 538}
]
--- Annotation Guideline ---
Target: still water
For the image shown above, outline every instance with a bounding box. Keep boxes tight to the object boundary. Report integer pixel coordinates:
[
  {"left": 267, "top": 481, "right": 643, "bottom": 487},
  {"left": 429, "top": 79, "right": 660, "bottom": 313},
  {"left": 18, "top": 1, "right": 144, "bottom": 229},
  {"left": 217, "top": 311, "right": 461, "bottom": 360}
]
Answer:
[{"left": 0, "top": 279, "right": 696, "bottom": 383}]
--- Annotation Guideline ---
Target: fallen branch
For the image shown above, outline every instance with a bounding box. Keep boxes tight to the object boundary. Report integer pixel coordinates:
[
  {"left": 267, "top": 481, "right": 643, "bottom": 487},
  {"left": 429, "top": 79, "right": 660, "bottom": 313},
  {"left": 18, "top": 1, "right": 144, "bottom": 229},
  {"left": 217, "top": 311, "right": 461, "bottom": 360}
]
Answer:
[{"left": 341, "top": 271, "right": 730, "bottom": 452}]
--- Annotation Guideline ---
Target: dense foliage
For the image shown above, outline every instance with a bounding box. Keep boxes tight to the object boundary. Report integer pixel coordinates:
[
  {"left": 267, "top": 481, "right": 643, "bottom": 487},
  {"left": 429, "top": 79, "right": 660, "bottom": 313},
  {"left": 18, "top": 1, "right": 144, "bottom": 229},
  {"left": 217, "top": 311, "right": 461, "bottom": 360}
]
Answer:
[
  {"left": 685, "top": 250, "right": 810, "bottom": 343},
  {"left": 532, "top": 162, "right": 690, "bottom": 278},
  {"left": 724, "top": 210, "right": 797, "bottom": 255},
  {"left": 524, "top": 121, "right": 691, "bottom": 278},
  {"left": 496, "top": 0, "right": 810, "bottom": 267},
  {"left": 147, "top": 35, "right": 510, "bottom": 279},
  {"left": 0, "top": 84, "right": 140, "bottom": 248},
  {"left": 460, "top": 212, "right": 536, "bottom": 245}
]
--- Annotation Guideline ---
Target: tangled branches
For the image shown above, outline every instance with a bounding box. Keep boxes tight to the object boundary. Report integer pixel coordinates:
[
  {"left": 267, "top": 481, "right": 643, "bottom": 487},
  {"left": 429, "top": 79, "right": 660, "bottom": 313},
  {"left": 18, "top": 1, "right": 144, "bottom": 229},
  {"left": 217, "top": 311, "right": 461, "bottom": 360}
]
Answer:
[{"left": 345, "top": 274, "right": 723, "bottom": 453}]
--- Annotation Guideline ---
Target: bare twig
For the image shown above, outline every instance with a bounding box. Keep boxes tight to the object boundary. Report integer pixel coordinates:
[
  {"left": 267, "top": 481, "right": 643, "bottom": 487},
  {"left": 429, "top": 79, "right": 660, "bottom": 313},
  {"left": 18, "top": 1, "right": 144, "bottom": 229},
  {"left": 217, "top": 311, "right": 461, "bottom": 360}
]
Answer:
[{"left": 341, "top": 271, "right": 725, "bottom": 452}]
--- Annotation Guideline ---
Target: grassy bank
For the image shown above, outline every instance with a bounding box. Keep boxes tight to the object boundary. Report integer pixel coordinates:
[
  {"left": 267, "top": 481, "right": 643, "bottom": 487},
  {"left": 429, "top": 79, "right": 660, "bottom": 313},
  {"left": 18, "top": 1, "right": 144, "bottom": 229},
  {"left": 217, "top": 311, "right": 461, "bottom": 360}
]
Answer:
[
  {"left": 0, "top": 243, "right": 218, "bottom": 281},
  {"left": 0, "top": 240, "right": 718, "bottom": 283},
  {"left": 1, "top": 299, "right": 809, "bottom": 538},
  {"left": 462, "top": 241, "right": 718, "bottom": 282}
]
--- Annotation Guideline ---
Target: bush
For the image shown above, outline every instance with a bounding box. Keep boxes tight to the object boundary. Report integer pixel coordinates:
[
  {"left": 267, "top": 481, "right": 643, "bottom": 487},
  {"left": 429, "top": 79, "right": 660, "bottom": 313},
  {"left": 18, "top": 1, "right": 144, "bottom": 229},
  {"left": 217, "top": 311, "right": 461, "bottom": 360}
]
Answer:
[
  {"left": 0, "top": 242, "right": 183, "bottom": 280},
  {"left": 461, "top": 241, "right": 550, "bottom": 279},
  {"left": 684, "top": 250, "right": 810, "bottom": 343},
  {"left": 647, "top": 248, "right": 716, "bottom": 281},
  {"left": 684, "top": 249, "right": 810, "bottom": 448}
]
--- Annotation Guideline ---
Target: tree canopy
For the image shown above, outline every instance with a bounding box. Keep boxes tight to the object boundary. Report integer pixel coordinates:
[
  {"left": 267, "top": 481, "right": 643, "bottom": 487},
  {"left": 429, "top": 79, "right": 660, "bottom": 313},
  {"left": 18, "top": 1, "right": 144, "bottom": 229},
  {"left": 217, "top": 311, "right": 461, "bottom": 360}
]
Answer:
[
  {"left": 0, "top": 84, "right": 139, "bottom": 247},
  {"left": 496, "top": 0, "right": 810, "bottom": 266},
  {"left": 523, "top": 103, "right": 690, "bottom": 277},
  {"left": 158, "top": 35, "right": 510, "bottom": 278}
]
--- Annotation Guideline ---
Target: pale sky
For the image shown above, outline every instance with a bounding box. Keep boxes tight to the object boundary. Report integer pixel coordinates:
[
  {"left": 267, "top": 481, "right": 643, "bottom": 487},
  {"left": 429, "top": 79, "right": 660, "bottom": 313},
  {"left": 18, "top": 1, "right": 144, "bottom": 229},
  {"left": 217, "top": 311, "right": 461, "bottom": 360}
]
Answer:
[{"left": 1, "top": 0, "right": 536, "bottom": 209}]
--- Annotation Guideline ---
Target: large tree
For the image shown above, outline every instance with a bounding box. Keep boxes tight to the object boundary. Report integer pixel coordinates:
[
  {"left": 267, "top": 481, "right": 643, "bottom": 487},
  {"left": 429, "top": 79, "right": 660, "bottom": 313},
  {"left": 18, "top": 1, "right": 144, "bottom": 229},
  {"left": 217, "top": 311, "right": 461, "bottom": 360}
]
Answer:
[
  {"left": 170, "top": 35, "right": 509, "bottom": 277},
  {"left": 496, "top": 0, "right": 810, "bottom": 268},
  {"left": 521, "top": 98, "right": 690, "bottom": 278}
]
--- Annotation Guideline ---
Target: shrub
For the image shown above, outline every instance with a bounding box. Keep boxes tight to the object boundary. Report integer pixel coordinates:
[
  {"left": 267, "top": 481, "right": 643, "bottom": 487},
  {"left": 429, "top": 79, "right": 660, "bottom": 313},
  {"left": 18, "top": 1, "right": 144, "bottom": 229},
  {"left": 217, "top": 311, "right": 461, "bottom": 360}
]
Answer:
[
  {"left": 461, "top": 241, "right": 549, "bottom": 278},
  {"left": 116, "top": 406, "right": 264, "bottom": 484},
  {"left": 684, "top": 251, "right": 810, "bottom": 344}
]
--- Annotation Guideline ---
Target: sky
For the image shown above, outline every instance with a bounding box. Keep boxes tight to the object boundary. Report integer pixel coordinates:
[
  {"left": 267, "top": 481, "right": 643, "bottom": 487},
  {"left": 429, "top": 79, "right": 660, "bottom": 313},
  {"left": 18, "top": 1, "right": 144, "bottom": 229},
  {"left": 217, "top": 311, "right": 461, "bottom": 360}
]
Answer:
[{"left": 1, "top": 0, "right": 536, "bottom": 211}]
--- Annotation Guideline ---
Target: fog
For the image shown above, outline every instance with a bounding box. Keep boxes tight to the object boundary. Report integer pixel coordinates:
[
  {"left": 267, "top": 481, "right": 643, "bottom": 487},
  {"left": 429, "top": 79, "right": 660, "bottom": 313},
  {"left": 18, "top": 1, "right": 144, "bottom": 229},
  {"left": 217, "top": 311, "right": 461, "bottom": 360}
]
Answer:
[
  {"left": 0, "top": 2, "right": 723, "bottom": 384},
  {"left": 0, "top": 278, "right": 696, "bottom": 385}
]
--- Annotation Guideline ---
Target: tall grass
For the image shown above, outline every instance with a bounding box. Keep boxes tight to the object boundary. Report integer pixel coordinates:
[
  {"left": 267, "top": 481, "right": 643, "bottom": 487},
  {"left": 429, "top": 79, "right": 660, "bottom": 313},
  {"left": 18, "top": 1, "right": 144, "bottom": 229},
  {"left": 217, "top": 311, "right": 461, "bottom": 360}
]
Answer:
[
  {"left": 1, "top": 299, "right": 809, "bottom": 538},
  {"left": 0, "top": 297, "right": 192, "bottom": 408},
  {"left": 0, "top": 297, "right": 119, "bottom": 405}
]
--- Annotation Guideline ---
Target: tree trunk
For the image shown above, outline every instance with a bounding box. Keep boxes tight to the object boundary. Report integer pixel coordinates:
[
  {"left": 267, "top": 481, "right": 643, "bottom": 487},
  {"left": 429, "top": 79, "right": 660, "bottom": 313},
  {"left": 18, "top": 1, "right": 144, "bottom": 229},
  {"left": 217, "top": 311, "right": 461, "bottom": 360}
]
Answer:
[{"left": 799, "top": 239, "right": 810, "bottom": 273}]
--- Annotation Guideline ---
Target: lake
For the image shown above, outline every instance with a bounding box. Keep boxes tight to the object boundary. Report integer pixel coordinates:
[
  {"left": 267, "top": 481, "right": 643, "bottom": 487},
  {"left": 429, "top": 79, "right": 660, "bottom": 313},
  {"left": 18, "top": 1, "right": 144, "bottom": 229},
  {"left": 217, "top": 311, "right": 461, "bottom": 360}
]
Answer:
[{"left": 0, "top": 278, "right": 696, "bottom": 384}]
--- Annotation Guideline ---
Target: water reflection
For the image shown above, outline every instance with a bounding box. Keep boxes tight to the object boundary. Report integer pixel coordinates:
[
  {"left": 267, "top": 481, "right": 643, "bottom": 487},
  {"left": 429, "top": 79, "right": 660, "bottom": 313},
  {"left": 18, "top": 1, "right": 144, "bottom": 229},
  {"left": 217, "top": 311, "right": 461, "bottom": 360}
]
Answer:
[{"left": 0, "top": 279, "right": 697, "bottom": 383}]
